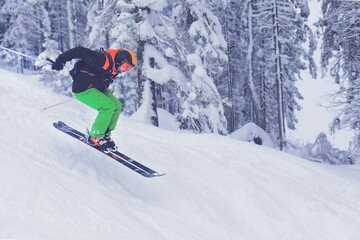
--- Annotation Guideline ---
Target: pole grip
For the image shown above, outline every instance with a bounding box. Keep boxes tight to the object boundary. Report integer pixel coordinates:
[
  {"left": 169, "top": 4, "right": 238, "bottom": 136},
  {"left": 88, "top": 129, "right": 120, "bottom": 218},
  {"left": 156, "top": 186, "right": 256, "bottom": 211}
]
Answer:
[{"left": 46, "top": 58, "right": 55, "bottom": 65}]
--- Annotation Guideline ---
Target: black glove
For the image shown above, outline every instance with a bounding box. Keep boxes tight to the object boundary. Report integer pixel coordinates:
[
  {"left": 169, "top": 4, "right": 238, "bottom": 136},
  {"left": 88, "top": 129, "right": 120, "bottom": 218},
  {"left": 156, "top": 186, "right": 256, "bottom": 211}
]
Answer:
[{"left": 51, "top": 58, "right": 65, "bottom": 71}]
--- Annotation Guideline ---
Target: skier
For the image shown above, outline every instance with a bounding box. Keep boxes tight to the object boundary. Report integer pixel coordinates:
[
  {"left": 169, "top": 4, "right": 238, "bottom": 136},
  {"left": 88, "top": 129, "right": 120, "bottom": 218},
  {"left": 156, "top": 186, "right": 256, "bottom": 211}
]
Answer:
[{"left": 51, "top": 46, "right": 136, "bottom": 152}]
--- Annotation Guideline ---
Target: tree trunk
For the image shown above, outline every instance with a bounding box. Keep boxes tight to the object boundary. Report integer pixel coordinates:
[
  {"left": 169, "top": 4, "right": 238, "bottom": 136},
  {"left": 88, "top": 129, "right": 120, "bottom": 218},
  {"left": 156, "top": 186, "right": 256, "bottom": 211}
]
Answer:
[
  {"left": 137, "top": 39, "right": 146, "bottom": 106},
  {"left": 56, "top": 3, "right": 64, "bottom": 51},
  {"left": 136, "top": 7, "right": 158, "bottom": 127},
  {"left": 272, "top": 0, "right": 285, "bottom": 150},
  {"left": 66, "top": 0, "right": 77, "bottom": 48},
  {"left": 224, "top": 3, "right": 236, "bottom": 133},
  {"left": 259, "top": 62, "right": 266, "bottom": 130},
  {"left": 149, "top": 57, "right": 159, "bottom": 127},
  {"left": 17, "top": 57, "right": 23, "bottom": 74},
  {"left": 247, "top": 0, "right": 262, "bottom": 129}
]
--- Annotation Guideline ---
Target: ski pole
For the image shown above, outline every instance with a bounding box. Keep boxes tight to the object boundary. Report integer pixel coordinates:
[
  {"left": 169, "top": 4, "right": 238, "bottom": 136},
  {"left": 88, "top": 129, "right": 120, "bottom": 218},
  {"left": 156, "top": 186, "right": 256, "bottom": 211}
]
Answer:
[
  {"left": 43, "top": 98, "right": 75, "bottom": 111},
  {"left": 0, "top": 45, "right": 54, "bottom": 66},
  {"left": 0, "top": 45, "right": 38, "bottom": 61}
]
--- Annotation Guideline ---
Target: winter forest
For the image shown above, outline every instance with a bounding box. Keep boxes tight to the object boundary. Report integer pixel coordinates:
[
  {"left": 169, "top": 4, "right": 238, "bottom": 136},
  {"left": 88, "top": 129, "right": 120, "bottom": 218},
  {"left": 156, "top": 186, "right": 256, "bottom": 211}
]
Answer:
[{"left": 0, "top": 0, "right": 359, "bottom": 164}]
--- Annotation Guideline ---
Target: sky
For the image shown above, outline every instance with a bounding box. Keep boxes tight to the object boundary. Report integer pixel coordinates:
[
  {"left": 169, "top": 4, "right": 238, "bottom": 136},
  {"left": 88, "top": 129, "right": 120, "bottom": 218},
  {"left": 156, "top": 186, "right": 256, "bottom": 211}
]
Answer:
[
  {"left": 0, "top": 68, "right": 360, "bottom": 240},
  {"left": 288, "top": 0, "right": 354, "bottom": 150}
]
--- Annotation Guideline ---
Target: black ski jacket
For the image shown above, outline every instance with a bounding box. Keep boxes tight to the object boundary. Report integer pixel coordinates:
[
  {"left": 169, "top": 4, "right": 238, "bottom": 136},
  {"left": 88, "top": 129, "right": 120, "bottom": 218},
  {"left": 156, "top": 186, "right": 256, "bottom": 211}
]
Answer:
[{"left": 56, "top": 47, "right": 118, "bottom": 93}]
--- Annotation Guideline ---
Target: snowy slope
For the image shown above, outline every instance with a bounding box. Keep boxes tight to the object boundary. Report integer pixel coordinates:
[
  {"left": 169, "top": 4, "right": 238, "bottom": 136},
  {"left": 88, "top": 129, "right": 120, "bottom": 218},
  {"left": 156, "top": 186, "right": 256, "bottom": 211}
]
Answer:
[{"left": 1, "top": 68, "right": 360, "bottom": 240}]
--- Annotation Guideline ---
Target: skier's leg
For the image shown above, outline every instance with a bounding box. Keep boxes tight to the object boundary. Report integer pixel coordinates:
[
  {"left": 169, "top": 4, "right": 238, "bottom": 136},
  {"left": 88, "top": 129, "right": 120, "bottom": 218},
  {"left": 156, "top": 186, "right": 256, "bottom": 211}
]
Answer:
[
  {"left": 102, "top": 89, "right": 122, "bottom": 136},
  {"left": 73, "top": 88, "right": 115, "bottom": 138}
]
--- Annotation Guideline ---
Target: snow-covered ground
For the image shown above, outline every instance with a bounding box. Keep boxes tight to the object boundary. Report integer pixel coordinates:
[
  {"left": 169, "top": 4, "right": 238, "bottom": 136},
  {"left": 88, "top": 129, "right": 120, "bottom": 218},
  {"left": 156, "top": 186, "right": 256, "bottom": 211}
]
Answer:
[{"left": 1, "top": 68, "right": 360, "bottom": 240}]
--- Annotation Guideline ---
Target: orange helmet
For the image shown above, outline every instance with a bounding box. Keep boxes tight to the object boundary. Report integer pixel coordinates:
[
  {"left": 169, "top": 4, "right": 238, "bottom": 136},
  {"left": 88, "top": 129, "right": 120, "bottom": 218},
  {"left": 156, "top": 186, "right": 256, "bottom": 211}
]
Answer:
[{"left": 114, "top": 49, "right": 136, "bottom": 69}]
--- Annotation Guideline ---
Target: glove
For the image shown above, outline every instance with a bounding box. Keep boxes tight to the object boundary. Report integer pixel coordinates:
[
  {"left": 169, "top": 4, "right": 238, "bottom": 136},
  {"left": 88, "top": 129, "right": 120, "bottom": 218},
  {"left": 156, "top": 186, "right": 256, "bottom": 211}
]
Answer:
[{"left": 51, "top": 58, "right": 65, "bottom": 71}]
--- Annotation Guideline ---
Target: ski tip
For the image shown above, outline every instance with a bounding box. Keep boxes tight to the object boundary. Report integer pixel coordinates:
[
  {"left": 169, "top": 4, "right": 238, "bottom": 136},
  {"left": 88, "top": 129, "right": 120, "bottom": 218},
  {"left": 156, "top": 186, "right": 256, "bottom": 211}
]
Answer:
[
  {"left": 53, "top": 121, "right": 65, "bottom": 127},
  {"left": 146, "top": 172, "right": 166, "bottom": 178}
]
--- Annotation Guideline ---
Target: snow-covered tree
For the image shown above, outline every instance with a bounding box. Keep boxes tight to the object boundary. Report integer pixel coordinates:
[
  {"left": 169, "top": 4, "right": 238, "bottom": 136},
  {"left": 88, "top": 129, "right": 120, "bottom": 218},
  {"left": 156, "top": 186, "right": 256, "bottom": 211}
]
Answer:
[
  {"left": 103, "top": 0, "right": 228, "bottom": 133},
  {"left": 37, "top": 38, "right": 72, "bottom": 95},
  {"left": 319, "top": 0, "right": 360, "bottom": 154},
  {"left": 1, "top": 0, "right": 37, "bottom": 71},
  {"left": 246, "top": 0, "right": 316, "bottom": 149},
  {"left": 223, "top": 0, "right": 250, "bottom": 133},
  {"left": 88, "top": 0, "right": 116, "bottom": 49},
  {"left": 170, "top": 0, "right": 228, "bottom": 134},
  {"left": 35, "top": 0, "right": 87, "bottom": 94},
  {"left": 302, "top": 132, "right": 353, "bottom": 165}
]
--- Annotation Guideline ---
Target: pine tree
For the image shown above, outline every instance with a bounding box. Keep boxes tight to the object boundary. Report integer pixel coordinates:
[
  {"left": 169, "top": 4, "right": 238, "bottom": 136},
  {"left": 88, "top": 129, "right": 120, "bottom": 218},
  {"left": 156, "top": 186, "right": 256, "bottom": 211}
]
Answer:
[
  {"left": 248, "top": 0, "right": 316, "bottom": 149},
  {"left": 319, "top": 0, "right": 360, "bottom": 156},
  {"left": 66, "top": 0, "right": 76, "bottom": 48},
  {"left": 223, "top": 0, "right": 239, "bottom": 132},
  {"left": 36, "top": 0, "right": 88, "bottom": 94},
  {"left": 107, "top": 0, "right": 228, "bottom": 133},
  {"left": 223, "top": 0, "right": 252, "bottom": 133},
  {"left": 0, "top": 0, "right": 10, "bottom": 43},
  {"left": 303, "top": 132, "right": 353, "bottom": 165},
  {"left": 1, "top": 0, "right": 28, "bottom": 71},
  {"left": 88, "top": 0, "right": 115, "bottom": 49},
  {"left": 171, "top": 0, "right": 228, "bottom": 134},
  {"left": 1, "top": 0, "right": 62, "bottom": 72}
]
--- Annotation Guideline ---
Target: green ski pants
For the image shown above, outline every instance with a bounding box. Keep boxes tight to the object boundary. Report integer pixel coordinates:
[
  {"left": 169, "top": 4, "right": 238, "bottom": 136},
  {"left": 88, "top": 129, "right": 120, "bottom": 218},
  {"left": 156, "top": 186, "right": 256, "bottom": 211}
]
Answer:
[{"left": 73, "top": 88, "right": 122, "bottom": 138}]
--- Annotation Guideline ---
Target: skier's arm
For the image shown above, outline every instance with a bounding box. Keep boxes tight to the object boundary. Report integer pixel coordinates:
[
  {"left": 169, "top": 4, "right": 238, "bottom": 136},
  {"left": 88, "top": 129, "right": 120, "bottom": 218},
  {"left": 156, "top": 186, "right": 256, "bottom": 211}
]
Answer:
[
  {"left": 57, "top": 47, "right": 103, "bottom": 62},
  {"left": 52, "top": 47, "right": 105, "bottom": 71}
]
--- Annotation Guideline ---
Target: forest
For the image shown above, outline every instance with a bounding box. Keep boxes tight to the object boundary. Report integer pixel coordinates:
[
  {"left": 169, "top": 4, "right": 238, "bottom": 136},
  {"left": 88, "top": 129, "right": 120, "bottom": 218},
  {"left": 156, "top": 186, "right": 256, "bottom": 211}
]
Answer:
[{"left": 0, "top": 0, "right": 360, "bottom": 164}]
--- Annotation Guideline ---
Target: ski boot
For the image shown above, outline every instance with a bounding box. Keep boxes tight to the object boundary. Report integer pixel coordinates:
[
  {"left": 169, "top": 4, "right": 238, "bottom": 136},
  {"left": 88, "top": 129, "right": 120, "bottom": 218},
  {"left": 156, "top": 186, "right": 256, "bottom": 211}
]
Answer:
[
  {"left": 87, "top": 135, "right": 111, "bottom": 153},
  {"left": 104, "top": 134, "right": 118, "bottom": 152}
]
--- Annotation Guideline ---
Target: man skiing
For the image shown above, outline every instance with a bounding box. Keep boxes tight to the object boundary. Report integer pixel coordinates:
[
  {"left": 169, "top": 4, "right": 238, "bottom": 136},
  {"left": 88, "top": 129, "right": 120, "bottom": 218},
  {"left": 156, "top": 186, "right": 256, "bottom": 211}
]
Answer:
[{"left": 51, "top": 46, "right": 136, "bottom": 152}]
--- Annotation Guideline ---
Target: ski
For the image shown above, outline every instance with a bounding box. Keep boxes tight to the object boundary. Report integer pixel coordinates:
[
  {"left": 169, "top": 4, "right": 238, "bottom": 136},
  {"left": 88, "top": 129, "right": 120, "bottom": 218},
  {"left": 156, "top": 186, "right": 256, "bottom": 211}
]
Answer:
[{"left": 53, "top": 121, "right": 165, "bottom": 178}]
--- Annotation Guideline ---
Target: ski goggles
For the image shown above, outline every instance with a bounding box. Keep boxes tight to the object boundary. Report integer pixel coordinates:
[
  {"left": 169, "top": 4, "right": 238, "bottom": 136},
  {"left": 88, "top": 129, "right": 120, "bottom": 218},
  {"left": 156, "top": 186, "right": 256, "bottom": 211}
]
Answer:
[{"left": 118, "top": 59, "right": 134, "bottom": 73}]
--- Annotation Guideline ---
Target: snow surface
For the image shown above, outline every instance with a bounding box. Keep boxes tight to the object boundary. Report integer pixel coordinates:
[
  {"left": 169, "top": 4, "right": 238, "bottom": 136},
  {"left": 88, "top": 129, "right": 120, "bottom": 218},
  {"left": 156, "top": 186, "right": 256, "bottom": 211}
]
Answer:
[{"left": 1, "top": 68, "right": 360, "bottom": 240}]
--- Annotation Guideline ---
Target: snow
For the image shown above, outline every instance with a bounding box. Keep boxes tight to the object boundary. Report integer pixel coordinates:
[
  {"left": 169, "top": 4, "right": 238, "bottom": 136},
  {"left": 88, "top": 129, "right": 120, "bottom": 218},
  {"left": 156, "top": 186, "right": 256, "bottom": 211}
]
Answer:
[
  {"left": 143, "top": 44, "right": 187, "bottom": 86},
  {"left": 130, "top": 80, "right": 155, "bottom": 125},
  {"left": 139, "top": 20, "right": 157, "bottom": 40},
  {"left": 133, "top": 0, "right": 168, "bottom": 11},
  {"left": 189, "top": 20, "right": 208, "bottom": 39},
  {"left": 231, "top": 122, "right": 274, "bottom": 148},
  {"left": 157, "top": 108, "right": 179, "bottom": 131},
  {"left": 186, "top": 53, "right": 202, "bottom": 67},
  {"left": 1, "top": 68, "right": 360, "bottom": 239}
]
